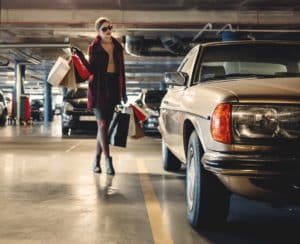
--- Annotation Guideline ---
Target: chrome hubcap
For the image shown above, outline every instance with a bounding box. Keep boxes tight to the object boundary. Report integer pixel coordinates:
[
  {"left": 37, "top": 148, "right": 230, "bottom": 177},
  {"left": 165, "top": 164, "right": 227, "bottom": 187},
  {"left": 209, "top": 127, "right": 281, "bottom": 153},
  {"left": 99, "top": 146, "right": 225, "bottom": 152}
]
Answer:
[{"left": 187, "top": 146, "right": 195, "bottom": 211}]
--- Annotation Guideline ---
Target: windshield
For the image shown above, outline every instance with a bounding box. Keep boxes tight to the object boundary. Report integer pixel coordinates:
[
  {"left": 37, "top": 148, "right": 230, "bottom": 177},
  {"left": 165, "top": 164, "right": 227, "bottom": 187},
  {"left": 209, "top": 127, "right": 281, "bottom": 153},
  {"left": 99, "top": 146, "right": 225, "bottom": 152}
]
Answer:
[
  {"left": 200, "top": 43, "right": 300, "bottom": 82},
  {"left": 31, "top": 100, "right": 43, "bottom": 107}
]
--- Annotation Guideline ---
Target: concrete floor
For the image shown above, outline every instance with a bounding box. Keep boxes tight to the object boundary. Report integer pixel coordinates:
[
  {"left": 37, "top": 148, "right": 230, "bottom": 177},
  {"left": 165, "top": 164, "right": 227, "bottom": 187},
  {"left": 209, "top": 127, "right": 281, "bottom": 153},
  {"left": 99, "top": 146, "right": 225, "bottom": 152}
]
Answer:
[{"left": 1, "top": 118, "right": 300, "bottom": 244}]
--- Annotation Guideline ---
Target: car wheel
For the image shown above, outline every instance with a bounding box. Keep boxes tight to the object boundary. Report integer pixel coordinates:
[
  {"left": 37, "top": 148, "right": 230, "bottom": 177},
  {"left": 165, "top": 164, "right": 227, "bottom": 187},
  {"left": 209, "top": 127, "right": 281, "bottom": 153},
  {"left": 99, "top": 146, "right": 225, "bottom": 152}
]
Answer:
[
  {"left": 186, "top": 131, "right": 230, "bottom": 229},
  {"left": 62, "top": 127, "right": 69, "bottom": 135},
  {"left": 0, "top": 112, "right": 7, "bottom": 126},
  {"left": 162, "top": 138, "right": 181, "bottom": 171}
]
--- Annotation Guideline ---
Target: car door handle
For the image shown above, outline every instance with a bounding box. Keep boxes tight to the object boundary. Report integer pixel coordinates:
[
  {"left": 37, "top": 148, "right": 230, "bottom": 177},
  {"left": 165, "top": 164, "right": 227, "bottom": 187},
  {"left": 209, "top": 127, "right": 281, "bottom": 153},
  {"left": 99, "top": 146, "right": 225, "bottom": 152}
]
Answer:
[{"left": 163, "top": 100, "right": 169, "bottom": 105}]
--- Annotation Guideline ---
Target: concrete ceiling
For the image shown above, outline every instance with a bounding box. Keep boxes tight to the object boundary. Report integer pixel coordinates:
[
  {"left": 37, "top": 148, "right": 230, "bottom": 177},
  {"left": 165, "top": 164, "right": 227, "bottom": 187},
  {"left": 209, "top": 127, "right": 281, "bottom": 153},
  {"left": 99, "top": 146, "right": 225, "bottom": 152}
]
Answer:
[
  {"left": 0, "top": 0, "right": 299, "bottom": 95},
  {"left": 2, "top": 0, "right": 300, "bottom": 11}
]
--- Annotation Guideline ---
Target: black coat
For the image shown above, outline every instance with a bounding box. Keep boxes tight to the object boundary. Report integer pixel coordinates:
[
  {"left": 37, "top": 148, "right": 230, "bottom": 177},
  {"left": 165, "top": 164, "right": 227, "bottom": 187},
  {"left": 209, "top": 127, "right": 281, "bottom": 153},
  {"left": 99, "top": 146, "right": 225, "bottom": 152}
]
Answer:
[{"left": 87, "top": 35, "right": 126, "bottom": 109}]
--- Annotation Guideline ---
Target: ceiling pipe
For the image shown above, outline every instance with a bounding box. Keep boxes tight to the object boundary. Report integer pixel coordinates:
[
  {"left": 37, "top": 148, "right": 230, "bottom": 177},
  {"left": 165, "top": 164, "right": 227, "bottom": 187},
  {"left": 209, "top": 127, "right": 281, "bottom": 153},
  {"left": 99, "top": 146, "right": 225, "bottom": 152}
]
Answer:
[
  {"left": 0, "top": 43, "right": 70, "bottom": 49},
  {"left": 192, "top": 23, "right": 213, "bottom": 42},
  {"left": 216, "top": 24, "right": 234, "bottom": 35},
  {"left": 0, "top": 55, "right": 10, "bottom": 66},
  {"left": 10, "top": 49, "right": 41, "bottom": 64}
]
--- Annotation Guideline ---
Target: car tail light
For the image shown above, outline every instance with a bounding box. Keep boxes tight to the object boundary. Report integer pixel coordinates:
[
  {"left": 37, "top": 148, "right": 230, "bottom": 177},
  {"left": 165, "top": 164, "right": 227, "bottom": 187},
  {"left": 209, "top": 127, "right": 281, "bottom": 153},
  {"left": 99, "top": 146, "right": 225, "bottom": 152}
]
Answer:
[{"left": 211, "top": 103, "right": 232, "bottom": 144}]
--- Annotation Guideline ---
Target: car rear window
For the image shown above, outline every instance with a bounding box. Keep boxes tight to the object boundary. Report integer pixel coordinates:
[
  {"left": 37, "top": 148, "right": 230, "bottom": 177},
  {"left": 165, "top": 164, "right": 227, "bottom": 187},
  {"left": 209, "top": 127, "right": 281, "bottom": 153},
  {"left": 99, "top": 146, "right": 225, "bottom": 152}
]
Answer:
[{"left": 66, "top": 88, "right": 87, "bottom": 99}]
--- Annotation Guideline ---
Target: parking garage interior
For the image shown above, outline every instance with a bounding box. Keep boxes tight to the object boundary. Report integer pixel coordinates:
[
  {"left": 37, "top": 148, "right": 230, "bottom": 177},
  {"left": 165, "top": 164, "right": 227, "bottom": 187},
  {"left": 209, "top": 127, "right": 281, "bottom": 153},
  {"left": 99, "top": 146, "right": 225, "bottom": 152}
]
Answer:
[{"left": 0, "top": 1, "right": 300, "bottom": 243}]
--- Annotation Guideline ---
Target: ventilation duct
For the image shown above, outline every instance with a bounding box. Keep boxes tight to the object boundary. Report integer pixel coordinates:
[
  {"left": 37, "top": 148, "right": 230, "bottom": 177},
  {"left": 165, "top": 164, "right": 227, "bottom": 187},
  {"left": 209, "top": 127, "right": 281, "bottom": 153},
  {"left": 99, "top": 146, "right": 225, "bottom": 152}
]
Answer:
[
  {"left": 160, "top": 36, "right": 187, "bottom": 55},
  {"left": 125, "top": 35, "right": 188, "bottom": 57},
  {"left": 125, "top": 36, "right": 145, "bottom": 57},
  {"left": 0, "top": 56, "right": 9, "bottom": 66}
]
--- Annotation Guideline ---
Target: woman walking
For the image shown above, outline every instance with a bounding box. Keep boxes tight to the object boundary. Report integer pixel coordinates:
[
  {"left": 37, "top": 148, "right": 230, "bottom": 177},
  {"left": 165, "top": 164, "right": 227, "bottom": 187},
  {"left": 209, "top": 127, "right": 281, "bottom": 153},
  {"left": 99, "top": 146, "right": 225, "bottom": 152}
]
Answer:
[{"left": 87, "top": 17, "right": 127, "bottom": 175}]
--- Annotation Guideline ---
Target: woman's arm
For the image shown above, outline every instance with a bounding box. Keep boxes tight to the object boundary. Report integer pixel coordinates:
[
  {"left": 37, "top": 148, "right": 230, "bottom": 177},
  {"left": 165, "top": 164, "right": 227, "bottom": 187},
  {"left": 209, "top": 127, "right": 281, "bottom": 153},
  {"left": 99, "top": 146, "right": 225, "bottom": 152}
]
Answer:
[{"left": 87, "top": 44, "right": 96, "bottom": 75}]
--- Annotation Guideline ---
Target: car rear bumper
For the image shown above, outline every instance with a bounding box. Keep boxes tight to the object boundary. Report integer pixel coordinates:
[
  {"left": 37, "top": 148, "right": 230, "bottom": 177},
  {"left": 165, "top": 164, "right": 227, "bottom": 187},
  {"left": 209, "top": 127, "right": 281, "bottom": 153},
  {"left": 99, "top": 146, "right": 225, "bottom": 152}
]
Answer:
[
  {"left": 202, "top": 151, "right": 300, "bottom": 203},
  {"left": 62, "top": 113, "right": 97, "bottom": 131}
]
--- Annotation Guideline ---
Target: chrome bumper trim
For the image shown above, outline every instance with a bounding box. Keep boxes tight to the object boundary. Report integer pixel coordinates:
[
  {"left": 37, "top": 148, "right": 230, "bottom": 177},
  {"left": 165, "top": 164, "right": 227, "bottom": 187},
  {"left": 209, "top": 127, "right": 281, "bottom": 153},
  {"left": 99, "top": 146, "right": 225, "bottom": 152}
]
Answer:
[{"left": 202, "top": 151, "right": 300, "bottom": 176}]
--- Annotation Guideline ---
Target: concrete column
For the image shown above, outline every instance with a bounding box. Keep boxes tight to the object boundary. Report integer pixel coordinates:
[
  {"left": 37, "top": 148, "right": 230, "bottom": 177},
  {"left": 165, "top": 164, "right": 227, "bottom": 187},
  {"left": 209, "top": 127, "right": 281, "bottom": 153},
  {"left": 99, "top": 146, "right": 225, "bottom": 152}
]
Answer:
[
  {"left": 14, "top": 63, "right": 25, "bottom": 123},
  {"left": 62, "top": 86, "right": 68, "bottom": 98},
  {"left": 44, "top": 74, "right": 53, "bottom": 123}
]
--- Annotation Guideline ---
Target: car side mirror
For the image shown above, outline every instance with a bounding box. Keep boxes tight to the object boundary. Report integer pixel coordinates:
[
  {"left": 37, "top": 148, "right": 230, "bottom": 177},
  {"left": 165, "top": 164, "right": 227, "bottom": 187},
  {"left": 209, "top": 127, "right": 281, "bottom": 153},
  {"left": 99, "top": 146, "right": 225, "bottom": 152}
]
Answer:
[{"left": 164, "top": 72, "right": 188, "bottom": 86}]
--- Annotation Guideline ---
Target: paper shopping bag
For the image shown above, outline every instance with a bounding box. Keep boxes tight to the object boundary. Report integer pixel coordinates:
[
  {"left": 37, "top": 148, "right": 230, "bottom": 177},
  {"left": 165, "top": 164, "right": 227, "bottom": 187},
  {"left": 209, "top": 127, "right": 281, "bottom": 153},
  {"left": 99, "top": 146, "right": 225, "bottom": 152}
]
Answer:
[
  {"left": 47, "top": 56, "right": 70, "bottom": 87},
  {"left": 131, "top": 104, "right": 149, "bottom": 123},
  {"left": 60, "top": 59, "right": 77, "bottom": 89},
  {"left": 131, "top": 111, "right": 145, "bottom": 139},
  {"left": 127, "top": 106, "right": 136, "bottom": 137}
]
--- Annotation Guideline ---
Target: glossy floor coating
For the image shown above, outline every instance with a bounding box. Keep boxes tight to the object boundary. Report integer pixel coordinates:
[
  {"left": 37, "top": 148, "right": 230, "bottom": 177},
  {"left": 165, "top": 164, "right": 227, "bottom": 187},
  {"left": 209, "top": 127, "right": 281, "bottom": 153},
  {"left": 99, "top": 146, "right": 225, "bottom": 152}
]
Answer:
[{"left": 1, "top": 118, "right": 300, "bottom": 244}]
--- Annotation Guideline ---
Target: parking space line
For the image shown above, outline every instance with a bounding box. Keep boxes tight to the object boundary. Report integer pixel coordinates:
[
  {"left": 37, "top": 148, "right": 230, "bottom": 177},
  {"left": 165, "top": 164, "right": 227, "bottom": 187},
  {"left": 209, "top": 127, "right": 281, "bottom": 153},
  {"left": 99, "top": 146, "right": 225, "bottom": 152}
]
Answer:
[
  {"left": 137, "top": 159, "right": 174, "bottom": 244},
  {"left": 65, "top": 141, "right": 82, "bottom": 153}
]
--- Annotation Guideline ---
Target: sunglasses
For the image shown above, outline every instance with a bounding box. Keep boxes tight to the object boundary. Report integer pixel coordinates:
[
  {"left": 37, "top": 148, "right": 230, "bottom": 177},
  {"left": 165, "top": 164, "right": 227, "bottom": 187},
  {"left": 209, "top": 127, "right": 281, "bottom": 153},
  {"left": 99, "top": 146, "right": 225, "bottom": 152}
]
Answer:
[{"left": 100, "top": 25, "right": 113, "bottom": 32}]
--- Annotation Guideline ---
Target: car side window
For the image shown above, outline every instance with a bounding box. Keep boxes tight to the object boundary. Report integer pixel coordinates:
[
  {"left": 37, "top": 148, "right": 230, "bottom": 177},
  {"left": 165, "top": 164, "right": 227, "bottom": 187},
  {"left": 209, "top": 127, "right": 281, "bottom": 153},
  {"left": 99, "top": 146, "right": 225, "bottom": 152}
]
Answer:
[
  {"left": 178, "top": 46, "right": 199, "bottom": 85},
  {"left": 179, "top": 56, "right": 193, "bottom": 75}
]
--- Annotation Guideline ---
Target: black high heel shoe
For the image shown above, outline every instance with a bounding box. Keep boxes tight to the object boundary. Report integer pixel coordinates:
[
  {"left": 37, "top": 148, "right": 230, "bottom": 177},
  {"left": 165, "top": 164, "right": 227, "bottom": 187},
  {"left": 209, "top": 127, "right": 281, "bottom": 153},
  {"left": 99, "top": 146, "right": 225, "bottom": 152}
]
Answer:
[
  {"left": 93, "top": 154, "right": 101, "bottom": 173},
  {"left": 105, "top": 156, "right": 115, "bottom": 175}
]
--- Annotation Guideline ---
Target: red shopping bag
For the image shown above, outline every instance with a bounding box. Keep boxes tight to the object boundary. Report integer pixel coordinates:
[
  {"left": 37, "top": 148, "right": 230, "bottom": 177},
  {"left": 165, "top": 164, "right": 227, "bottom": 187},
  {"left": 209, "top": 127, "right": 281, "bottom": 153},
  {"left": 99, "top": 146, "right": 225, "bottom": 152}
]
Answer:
[
  {"left": 71, "top": 47, "right": 91, "bottom": 82},
  {"left": 131, "top": 104, "right": 149, "bottom": 123},
  {"left": 24, "top": 96, "right": 31, "bottom": 122}
]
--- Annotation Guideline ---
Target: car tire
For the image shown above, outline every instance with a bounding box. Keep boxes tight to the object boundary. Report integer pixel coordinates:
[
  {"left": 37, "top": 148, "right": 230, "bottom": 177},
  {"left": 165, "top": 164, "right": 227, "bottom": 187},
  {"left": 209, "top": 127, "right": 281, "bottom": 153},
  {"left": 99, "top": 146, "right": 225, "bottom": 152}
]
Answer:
[
  {"left": 186, "top": 131, "right": 230, "bottom": 229},
  {"left": 0, "top": 111, "right": 7, "bottom": 126},
  {"left": 62, "top": 127, "right": 69, "bottom": 135},
  {"left": 162, "top": 138, "right": 181, "bottom": 171}
]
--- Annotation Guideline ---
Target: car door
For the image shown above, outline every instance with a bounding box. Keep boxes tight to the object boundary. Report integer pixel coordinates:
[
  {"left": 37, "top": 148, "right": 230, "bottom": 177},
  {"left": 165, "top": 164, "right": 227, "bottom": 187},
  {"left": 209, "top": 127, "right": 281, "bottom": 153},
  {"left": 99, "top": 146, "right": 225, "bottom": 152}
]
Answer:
[{"left": 161, "top": 46, "right": 200, "bottom": 159}]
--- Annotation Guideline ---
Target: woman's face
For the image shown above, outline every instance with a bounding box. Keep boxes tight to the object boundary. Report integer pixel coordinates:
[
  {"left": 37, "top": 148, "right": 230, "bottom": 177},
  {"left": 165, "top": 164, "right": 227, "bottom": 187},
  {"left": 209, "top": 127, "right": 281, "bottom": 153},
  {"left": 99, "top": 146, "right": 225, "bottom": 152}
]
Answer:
[{"left": 98, "top": 21, "right": 113, "bottom": 39}]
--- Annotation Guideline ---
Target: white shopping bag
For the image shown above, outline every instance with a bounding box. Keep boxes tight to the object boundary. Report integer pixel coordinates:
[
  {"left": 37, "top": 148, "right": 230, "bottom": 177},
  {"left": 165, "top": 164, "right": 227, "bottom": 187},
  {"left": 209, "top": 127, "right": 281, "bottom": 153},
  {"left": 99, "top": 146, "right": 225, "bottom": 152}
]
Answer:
[
  {"left": 125, "top": 106, "right": 145, "bottom": 139},
  {"left": 60, "top": 59, "right": 77, "bottom": 89},
  {"left": 123, "top": 106, "right": 135, "bottom": 137},
  {"left": 47, "top": 56, "right": 70, "bottom": 87}
]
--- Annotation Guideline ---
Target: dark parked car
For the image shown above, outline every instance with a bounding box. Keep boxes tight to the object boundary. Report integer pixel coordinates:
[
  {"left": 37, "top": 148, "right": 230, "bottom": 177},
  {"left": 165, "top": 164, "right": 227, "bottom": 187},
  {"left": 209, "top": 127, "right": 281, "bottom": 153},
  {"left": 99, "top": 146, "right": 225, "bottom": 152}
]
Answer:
[
  {"left": 30, "top": 99, "right": 44, "bottom": 121},
  {"left": 62, "top": 86, "right": 97, "bottom": 135},
  {"left": 0, "top": 90, "right": 8, "bottom": 126},
  {"left": 135, "top": 89, "right": 167, "bottom": 133},
  {"left": 54, "top": 103, "right": 63, "bottom": 115}
]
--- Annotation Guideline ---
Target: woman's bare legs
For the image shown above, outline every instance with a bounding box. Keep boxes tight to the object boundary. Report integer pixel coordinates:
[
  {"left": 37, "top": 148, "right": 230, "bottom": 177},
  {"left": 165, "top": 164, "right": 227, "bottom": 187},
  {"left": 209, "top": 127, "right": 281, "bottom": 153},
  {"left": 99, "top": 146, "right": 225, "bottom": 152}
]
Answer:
[
  {"left": 93, "top": 119, "right": 109, "bottom": 173},
  {"left": 93, "top": 126, "right": 102, "bottom": 173},
  {"left": 94, "top": 118, "right": 115, "bottom": 175},
  {"left": 96, "top": 119, "right": 110, "bottom": 158},
  {"left": 95, "top": 130, "right": 102, "bottom": 156}
]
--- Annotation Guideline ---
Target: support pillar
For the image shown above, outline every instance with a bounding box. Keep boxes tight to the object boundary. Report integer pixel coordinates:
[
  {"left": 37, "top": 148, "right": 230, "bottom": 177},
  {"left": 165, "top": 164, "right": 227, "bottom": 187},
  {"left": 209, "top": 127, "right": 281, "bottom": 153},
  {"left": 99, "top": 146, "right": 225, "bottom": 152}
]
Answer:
[
  {"left": 44, "top": 74, "right": 53, "bottom": 123},
  {"left": 14, "top": 63, "right": 25, "bottom": 123},
  {"left": 62, "top": 86, "right": 68, "bottom": 98}
]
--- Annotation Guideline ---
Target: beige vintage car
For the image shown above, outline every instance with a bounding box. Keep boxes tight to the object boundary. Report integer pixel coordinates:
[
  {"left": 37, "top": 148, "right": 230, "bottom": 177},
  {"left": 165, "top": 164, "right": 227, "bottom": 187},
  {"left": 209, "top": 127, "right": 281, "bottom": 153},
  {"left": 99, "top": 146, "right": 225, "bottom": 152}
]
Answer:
[{"left": 158, "top": 40, "right": 300, "bottom": 229}]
